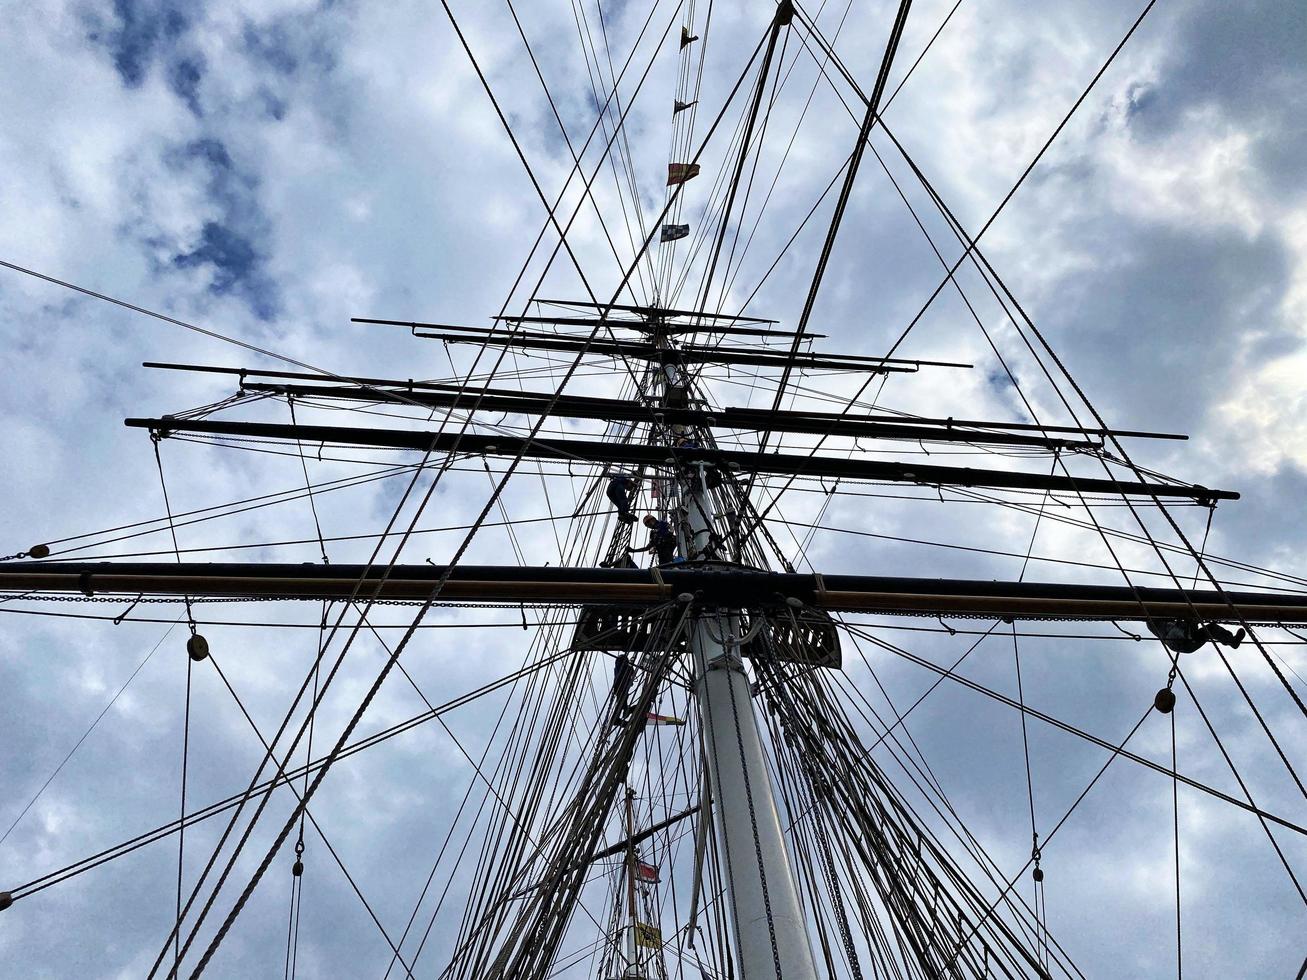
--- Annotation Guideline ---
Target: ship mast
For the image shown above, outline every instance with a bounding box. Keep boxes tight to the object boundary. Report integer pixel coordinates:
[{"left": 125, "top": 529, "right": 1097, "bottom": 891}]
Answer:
[
  {"left": 679, "top": 454, "right": 818, "bottom": 977},
  {"left": 623, "top": 789, "right": 640, "bottom": 977},
  {"left": 5, "top": 0, "right": 1307, "bottom": 976}
]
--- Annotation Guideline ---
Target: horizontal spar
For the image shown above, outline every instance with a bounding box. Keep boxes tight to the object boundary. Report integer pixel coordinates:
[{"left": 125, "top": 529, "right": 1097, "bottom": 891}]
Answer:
[
  {"left": 489, "top": 315, "right": 820, "bottom": 340},
  {"left": 528, "top": 299, "right": 778, "bottom": 323},
  {"left": 123, "top": 417, "right": 1236, "bottom": 501},
  {"left": 142, "top": 361, "right": 482, "bottom": 394},
  {"left": 140, "top": 361, "right": 1187, "bottom": 441},
  {"left": 2, "top": 562, "right": 1303, "bottom": 623},
  {"left": 239, "top": 382, "right": 1098, "bottom": 450},
  {"left": 404, "top": 329, "right": 962, "bottom": 373}
]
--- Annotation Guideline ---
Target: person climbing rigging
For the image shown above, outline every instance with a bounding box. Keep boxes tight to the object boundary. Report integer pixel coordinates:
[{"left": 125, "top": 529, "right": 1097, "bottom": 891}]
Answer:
[
  {"left": 664, "top": 382, "right": 690, "bottom": 409},
  {"left": 605, "top": 472, "right": 638, "bottom": 524},
  {"left": 1146, "top": 617, "right": 1245, "bottom": 654},
  {"left": 609, "top": 653, "right": 634, "bottom": 726},
  {"left": 670, "top": 424, "right": 700, "bottom": 451},
  {"left": 627, "top": 514, "right": 678, "bottom": 565}
]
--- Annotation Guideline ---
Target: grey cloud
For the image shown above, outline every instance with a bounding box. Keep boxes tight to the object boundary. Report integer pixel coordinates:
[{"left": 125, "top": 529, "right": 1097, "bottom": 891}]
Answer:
[
  {"left": 1128, "top": 0, "right": 1307, "bottom": 198},
  {"left": 1051, "top": 220, "right": 1295, "bottom": 433}
]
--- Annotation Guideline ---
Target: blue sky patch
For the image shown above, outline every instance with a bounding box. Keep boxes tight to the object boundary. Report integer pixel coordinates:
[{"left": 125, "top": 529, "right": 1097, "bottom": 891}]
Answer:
[
  {"left": 162, "top": 138, "right": 279, "bottom": 320},
  {"left": 167, "top": 53, "right": 205, "bottom": 115},
  {"left": 242, "top": 21, "right": 299, "bottom": 76},
  {"left": 172, "top": 221, "right": 276, "bottom": 319},
  {"left": 95, "top": 0, "right": 193, "bottom": 88}
]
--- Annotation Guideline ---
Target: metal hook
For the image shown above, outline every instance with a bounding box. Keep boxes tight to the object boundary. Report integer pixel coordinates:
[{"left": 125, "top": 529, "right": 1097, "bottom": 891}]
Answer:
[
  {"left": 112, "top": 594, "right": 144, "bottom": 625},
  {"left": 1110, "top": 620, "right": 1142, "bottom": 641}
]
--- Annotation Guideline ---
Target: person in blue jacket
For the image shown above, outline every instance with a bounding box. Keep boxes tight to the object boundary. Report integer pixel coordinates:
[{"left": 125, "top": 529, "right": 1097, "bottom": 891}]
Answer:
[
  {"left": 605, "top": 473, "right": 638, "bottom": 524},
  {"left": 628, "top": 514, "right": 677, "bottom": 565}
]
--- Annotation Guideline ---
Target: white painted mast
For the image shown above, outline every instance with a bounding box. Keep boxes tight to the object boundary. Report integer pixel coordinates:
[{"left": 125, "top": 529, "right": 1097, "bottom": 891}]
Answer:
[{"left": 678, "top": 456, "right": 818, "bottom": 978}]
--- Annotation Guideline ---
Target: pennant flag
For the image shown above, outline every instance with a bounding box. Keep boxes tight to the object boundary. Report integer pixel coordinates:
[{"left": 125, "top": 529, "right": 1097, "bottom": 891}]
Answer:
[
  {"left": 646, "top": 711, "right": 686, "bottom": 727},
  {"left": 673, "top": 99, "right": 697, "bottom": 114},
  {"left": 635, "top": 860, "right": 660, "bottom": 883},
  {"left": 660, "top": 224, "right": 690, "bottom": 243},
  {"left": 634, "top": 921, "right": 663, "bottom": 948},
  {"left": 667, "top": 163, "right": 701, "bottom": 186},
  {"left": 680, "top": 26, "right": 699, "bottom": 48}
]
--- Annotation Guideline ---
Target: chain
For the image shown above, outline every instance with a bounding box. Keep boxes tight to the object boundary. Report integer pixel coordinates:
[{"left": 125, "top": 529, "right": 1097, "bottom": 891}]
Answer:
[{"left": 804, "top": 745, "right": 863, "bottom": 977}]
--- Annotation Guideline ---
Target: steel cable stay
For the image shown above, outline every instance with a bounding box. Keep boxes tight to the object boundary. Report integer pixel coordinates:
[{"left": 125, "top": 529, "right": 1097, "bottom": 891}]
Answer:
[
  {"left": 591, "top": 0, "right": 664, "bottom": 301},
  {"left": 765, "top": 467, "right": 1080, "bottom": 977},
  {"left": 711, "top": 38, "right": 1307, "bottom": 878},
  {"left": 795, "top": 0, "right": 1307, "bottom": 788},
  {"left": 148, "top": 440, "right": 202, "bottom": 978},
  {"left": 0, "top": 638, "right": 596, "bottom": 941},
  {"left": 144, "top": 17, "right": 776, "bottom": 974},
  {"left": 199, "top": 650, "right": 421, "bottom": 979},
  {"left": 660, "top": 5, "right": 836, "bottom": 319},
  {"left": 835, "top": 620, "right": 1305, "bottom": 833},
  {"left": 711, "top": 10, "right": 841, "bottom": 320},
  {"left": 151, "top": 447, "right": 478, "bottom": 978},
  {"left": 366, "top": 615, "right": 630, "bottom": 977},
  {"left": 386, "top": 606, "right": 643, "bottom": 977},
  {"left": 873, "top": 97, "right": 1307, "bottom": 803},
  {"left": 936, "top": 695, "right": 1202, "bottom": 972},
  {"left": 866, "top": 114, "right": 1307, "bottom": 765},
  {"left": 754, "top": 653, "right": 1065, "bottom": 978},
  {"left": 759, "top": 515, "right": 1307, "bottom": 594},
  {"left": 280, "top": 606, "right": 323, "bottom": 980},
  {"left": 168, "top": 412, "right": 611, "bottom": 977},
  {"left": 681, "top": 0, "right": 954, "bottom": 323},
  {"left": 0, "top": 616, "right": 183, "bottom": 851},
  {"left": 654, "top": 0, "right": 712, "bottom": 299},
  {"left": 409, "top": 606, "right": 604, "bottom": 971},
  {"left": 732, "top": 0, "right": 1166, "bottom": 542},
  {"left": 439, "top": 606, "right": 653, "bottom": 977},
  {"left": 689, "top": 6, "right": 794, "bottom": 339},
  {"left": 835, "top": 619, "right": 1307, "bottom": 913},
  {"left": 568, "top": 0, "right": 655, "bottom": 305},
  {"left": 513, "top": 0, "right": 658, "bottom": 308},
  {"left": 2, "top": 0, "right": 684, "bottom": 602},
  {"left": 171, "top": 13, "right": 784, "bottom": 961},
  {"left": 664, "top": 82, "right": 764, "bottom": 309},
  {"left": 819, "top": 640, "right": 1083, "bottom": 978},
  {"left": 732, "top": 0, "right": 916, "bottom": 512},
  {"left": 383, "top": 617, "right": 577, "bottom": 977},
  {"left": 443, "top": 606, "right": 694, "bottom": 977},
  {"left": 765, "top": 502, "right": 1025, "bottom": 956}
]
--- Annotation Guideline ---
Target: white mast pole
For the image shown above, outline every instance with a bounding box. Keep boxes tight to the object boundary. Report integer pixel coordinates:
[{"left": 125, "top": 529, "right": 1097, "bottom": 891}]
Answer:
[{"left": 679, "top": 463, "right": 818, "bottom": 979}]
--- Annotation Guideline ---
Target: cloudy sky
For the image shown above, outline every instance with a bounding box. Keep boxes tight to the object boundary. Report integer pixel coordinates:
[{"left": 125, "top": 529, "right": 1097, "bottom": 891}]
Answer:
[{"left": 1, "top": 0, "right": 1305, "bottom": 976}]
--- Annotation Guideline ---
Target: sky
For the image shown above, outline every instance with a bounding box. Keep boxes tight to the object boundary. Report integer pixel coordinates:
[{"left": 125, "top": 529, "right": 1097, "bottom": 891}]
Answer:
[{"left": 1, "top": 0, "right": 1305, "bottom": 976}]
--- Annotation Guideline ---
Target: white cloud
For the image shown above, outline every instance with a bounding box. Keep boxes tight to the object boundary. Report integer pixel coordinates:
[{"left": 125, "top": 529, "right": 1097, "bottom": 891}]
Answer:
[{"left": 1, "top": 0, "right": 1304, "bottom": 976}]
